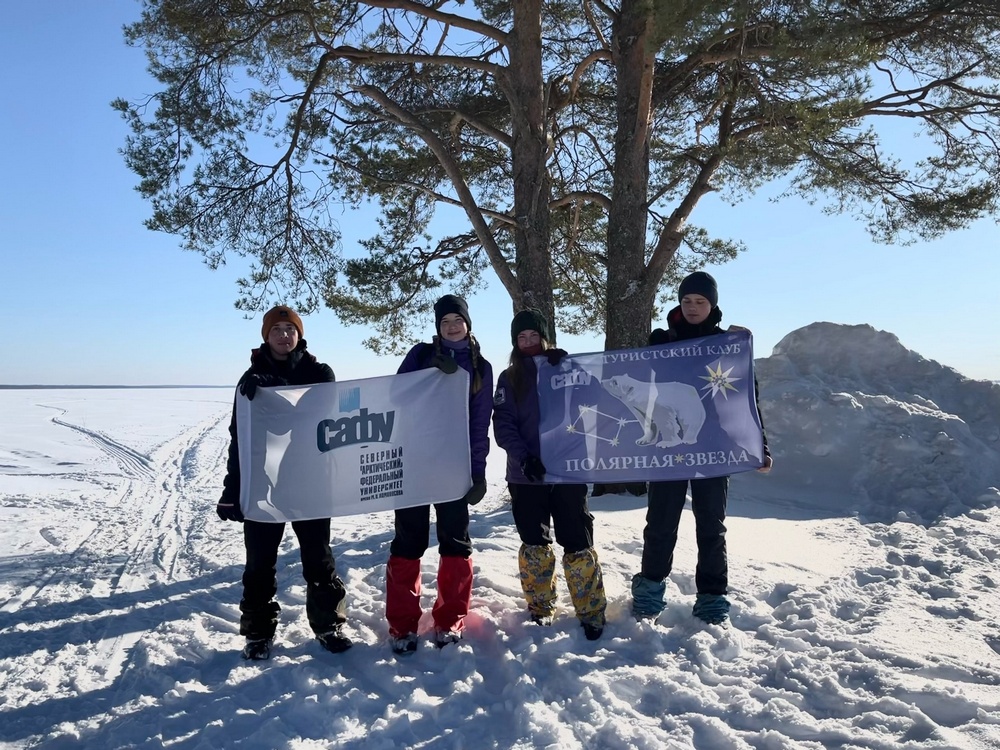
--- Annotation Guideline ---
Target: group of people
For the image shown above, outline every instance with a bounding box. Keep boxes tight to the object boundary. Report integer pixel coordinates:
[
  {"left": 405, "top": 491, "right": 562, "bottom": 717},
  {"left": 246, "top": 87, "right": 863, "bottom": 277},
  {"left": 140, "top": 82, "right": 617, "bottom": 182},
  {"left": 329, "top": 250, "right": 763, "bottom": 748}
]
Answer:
[{"left": 216, "top": 272, "right": 772, "bottom": 660}]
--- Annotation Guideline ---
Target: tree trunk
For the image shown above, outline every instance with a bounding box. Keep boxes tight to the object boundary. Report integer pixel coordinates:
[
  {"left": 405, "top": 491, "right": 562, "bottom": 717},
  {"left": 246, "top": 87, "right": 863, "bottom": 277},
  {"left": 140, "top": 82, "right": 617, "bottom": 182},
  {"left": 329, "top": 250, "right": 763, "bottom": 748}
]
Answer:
[
  {"left": 605, "top": 0, "right": 657, "bottom": 352},
  {"left": 507, "top": 0, "right": 555, "bottom": 336},
  {"left": 597, "top": 0, "right": 658, "bottom": 497}
]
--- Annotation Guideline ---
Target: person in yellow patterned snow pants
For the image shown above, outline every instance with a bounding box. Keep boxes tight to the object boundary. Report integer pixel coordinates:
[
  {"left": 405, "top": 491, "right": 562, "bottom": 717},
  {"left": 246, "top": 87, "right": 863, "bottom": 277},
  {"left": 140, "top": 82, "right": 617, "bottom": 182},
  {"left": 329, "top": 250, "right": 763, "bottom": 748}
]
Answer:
[{"left": 493, "top": 309, "right": 607, "bottom": 640}]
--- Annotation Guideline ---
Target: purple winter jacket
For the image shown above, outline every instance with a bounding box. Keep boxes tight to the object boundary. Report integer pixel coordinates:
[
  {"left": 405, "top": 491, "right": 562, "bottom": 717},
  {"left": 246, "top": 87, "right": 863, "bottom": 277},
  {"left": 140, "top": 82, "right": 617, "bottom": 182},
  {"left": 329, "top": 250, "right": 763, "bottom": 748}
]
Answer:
[
  {"left": 491, "top": 356, "right": 541, "bottom": 484},
  {"left": 397, "top": 340, "right": 493, "bottom": 480}
]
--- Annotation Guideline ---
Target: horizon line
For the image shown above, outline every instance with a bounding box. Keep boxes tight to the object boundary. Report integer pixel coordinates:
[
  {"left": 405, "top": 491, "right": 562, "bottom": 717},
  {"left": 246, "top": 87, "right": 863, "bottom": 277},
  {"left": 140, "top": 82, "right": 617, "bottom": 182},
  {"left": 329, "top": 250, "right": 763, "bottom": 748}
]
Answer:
[{"left": 0, "top": 384, "right": 232, "bottom": 390}]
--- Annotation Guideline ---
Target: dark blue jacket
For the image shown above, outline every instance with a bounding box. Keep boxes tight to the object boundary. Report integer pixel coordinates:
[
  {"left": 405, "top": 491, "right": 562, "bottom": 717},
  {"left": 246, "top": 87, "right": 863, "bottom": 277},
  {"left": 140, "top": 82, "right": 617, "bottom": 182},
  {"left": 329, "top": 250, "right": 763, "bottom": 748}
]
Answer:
[
  {"left": 492, "top": 356, "right": 541, "bottom": 484},
  {"left": 398, "top": 340, "right": 493, "bottom": 480}
]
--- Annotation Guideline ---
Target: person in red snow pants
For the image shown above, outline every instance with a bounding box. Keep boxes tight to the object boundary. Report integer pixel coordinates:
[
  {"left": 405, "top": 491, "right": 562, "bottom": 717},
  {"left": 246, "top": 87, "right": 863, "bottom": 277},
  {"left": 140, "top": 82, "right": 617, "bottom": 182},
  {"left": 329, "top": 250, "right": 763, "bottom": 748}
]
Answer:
[{"left": 384, "top": 294, "right": 493, "bottom": 653}]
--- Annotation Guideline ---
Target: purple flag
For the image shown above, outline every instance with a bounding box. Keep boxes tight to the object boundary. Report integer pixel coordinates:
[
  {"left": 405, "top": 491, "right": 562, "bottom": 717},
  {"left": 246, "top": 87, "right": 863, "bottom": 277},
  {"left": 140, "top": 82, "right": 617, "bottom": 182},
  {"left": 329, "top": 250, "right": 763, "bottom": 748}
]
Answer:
[{"left": 537, "top": 331, "right": 764, "bottom": 483}]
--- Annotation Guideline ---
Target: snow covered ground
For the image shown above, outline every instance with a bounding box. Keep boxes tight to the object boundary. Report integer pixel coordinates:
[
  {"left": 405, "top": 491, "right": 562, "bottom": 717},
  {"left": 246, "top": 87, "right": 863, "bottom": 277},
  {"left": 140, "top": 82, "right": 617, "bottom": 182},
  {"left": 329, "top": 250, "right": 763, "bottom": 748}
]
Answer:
[{"left": 2, "top": 325, "right": 1000, "bottom": 749}]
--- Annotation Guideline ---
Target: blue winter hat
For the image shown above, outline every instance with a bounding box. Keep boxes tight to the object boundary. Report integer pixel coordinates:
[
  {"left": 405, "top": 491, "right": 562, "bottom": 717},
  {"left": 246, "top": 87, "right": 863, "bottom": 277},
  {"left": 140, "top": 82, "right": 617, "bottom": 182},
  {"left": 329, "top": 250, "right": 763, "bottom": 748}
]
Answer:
[{"left": 678, "top": 271, "right": 718, "bottom": 307}]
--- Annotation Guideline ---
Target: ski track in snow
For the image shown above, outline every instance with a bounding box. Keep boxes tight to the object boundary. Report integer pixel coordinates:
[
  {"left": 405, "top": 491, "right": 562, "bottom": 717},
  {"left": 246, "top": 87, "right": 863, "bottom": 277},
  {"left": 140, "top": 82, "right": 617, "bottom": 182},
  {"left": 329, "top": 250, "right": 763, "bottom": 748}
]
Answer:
[
  {"left": 1, "top": 391, "right": 999, "bottom": 749},
  {"left": 0, "top": 403, "right": 232, "bottom": 737},
  {"left": 43, "top": 407, "right": 155, "bottom": 481}
]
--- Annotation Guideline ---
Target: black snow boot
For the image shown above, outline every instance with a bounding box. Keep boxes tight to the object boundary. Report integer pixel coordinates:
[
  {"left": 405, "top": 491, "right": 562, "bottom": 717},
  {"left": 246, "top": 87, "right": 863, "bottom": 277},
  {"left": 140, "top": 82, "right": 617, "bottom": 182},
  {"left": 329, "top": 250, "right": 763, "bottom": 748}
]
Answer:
[
  {"left": 241, "top": 637, "right": 273, "bottom": 661},
  {"left": 316, "top": 625, "right": 353, "bottom": 654}
]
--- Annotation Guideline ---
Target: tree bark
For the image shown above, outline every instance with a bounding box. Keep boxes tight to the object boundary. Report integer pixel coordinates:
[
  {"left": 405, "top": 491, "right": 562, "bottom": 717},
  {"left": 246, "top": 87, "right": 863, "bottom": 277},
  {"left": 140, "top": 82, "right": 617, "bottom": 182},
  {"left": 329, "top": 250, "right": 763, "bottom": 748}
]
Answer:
[
  {"left": 605, "top": 0, "right": 657, "bottom": 351},
  {"left": 507, "top": 0, "right": 555, "bottom": 335}
]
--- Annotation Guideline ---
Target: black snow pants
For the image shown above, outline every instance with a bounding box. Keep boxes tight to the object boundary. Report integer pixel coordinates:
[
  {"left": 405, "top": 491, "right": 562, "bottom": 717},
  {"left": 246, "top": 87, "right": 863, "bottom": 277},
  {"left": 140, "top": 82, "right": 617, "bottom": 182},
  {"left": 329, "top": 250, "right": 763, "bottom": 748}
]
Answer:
[
  {"left": 240, "top": 518, "right": 347, "bottom": 639},
  {"left": 509, "top": 483, "right": 594, "bottom": 554},
  {"left": 639, "top": 476, "right": 729, "bottom": 595}
]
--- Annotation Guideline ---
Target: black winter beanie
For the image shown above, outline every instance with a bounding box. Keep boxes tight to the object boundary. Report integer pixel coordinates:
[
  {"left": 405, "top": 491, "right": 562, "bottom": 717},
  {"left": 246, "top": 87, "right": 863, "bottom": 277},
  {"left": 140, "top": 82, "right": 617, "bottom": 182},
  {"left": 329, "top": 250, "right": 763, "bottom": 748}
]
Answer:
[
  {"left": 678, "top": 271, "right": 718, "bottom": 307},
  {"left": 510, "top": 309, "right": 550, "bottom": 345},
  {"left": 434, "top": 294, "right": 472, "bottom": 332}
]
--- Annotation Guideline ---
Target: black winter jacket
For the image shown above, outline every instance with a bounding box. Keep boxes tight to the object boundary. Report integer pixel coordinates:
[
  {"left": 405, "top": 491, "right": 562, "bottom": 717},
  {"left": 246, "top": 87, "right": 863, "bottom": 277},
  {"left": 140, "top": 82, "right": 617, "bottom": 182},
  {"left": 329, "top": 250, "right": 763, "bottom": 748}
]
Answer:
[
  {"left": 649, "top": 305, "right": 725, "bottom": 344},
  {"left": 650, "top": 305, "right": 770, "bottom": 459},
  {"left": 219, "top": 341, "right": 335, "bottom": 505}
]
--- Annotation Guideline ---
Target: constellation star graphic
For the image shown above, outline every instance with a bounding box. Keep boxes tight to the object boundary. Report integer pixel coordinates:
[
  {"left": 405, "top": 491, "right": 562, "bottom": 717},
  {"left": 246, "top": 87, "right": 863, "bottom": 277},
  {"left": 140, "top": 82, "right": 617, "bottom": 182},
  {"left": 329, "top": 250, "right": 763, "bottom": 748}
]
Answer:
[{"left": 566, "top": 403, "right": 640, "bottom": 445}]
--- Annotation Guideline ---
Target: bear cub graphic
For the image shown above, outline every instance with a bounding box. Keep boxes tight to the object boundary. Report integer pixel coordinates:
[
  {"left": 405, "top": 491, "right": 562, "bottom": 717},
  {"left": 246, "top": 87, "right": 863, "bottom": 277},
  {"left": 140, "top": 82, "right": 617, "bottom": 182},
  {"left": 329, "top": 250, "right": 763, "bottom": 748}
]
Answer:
[{"left": 601, "top": 374, "right": 706, "bottom": 448}]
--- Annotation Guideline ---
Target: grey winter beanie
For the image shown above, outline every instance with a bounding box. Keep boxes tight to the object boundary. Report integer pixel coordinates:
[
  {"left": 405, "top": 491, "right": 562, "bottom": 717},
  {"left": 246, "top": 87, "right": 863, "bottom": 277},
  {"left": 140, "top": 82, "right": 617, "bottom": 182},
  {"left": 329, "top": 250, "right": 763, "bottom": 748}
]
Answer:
[
  {"left": 510, "top": 309, "right": 550, "bottom": 345},
  {"left": 678, "top": 271, "right": 718, "bottom": 307},
  {"left": 434, "top": 294, "right": 472, "bottom": 332}
]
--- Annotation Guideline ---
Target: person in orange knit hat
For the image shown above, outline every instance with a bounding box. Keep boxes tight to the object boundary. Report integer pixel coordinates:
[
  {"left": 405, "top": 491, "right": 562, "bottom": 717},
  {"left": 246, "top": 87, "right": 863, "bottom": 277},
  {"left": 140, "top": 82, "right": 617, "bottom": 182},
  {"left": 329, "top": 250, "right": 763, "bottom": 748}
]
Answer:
[{"left": 217, "top": 305, "right": 353, "bottom": 660}]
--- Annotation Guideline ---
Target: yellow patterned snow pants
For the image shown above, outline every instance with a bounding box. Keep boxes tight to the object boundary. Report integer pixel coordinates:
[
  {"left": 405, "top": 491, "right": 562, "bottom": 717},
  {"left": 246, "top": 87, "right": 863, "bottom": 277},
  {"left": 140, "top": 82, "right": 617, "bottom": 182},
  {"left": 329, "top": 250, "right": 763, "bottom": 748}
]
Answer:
[{"left": 518, "top": 543, "right": 606, "bottom": 626}]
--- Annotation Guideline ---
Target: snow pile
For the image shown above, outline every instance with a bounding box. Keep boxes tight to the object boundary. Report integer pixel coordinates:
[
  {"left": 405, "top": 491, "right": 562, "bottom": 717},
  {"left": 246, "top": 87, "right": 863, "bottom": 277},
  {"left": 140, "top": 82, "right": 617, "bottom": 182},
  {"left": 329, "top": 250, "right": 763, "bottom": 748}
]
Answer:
[{"left": 753, "top": 322, "right": 1000, "bottom": 521}]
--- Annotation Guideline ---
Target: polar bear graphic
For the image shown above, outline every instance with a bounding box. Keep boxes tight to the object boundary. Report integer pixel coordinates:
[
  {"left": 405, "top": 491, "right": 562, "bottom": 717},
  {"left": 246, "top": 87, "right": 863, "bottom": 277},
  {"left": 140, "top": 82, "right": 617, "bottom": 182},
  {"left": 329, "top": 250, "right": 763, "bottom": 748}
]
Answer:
[{"left": 601, "top": 374, "right": 706, "bottom": 448}]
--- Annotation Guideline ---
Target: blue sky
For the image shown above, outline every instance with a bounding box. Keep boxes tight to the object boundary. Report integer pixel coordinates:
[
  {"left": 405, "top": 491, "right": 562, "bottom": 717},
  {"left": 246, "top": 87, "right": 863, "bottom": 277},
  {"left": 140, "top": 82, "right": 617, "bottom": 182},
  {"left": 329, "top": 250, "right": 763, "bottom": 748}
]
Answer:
[{"left": 2, "top": 2, "right": 997, "bottom": 386}]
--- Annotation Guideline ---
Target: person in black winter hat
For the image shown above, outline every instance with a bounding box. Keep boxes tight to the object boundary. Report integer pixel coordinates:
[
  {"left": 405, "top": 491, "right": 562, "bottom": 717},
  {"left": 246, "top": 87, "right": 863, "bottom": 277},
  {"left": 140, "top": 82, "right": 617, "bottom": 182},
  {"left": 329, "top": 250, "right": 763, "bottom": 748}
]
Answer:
[
  {"left": 493, "top": 309, "right": 607, "bottom": 640},
  {"left": 217, "top": 305, "right": 353, "bottom": 661},
  {"left": 633, "top": 272, "right": 772, "bottom": 626},
  {"left": 385, "top": 294, "right": 494, "bottom": 654},
  {"left": 677, "top": 270, "right": 718, "bottom": 308},
  {"left": 434, "top": 294, "right": 472, "bottom": 333},
  {"left": 509, "top": 309, "right": 549, "bottom": 344}
]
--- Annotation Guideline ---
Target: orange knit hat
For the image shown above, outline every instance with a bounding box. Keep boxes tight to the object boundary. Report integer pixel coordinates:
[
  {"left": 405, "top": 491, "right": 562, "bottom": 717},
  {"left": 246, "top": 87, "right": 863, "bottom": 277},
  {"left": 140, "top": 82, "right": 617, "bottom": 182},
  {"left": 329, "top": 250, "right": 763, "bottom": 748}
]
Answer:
[{"left": 261, "top": 305, "right": 304, "bottom": 341}]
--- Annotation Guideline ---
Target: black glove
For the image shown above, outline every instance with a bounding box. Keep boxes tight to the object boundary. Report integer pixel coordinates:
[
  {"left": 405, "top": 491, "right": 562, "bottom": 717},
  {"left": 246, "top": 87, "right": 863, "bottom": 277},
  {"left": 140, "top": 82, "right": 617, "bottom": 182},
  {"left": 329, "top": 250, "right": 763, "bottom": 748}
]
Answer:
[
  {"left": 462, "top": 478, "right": 487, "bottom": 506},
  {"left": 545, "top": 348, "right": 568, "bottom": 366},
  {"left": 649, "top": 328, "right": 670, "bottom": 346},
  {"left": 430, "top": 353, "right": 458, "bottom": 374},
  {"left": 239, "top": 373, "right": 282, "bottom": 401},
  {"left": 216, "top": 497, "right": 244, "bottom": 522},
  {"left": 521, "top": 455, "right": 546, "bottom": 482}
]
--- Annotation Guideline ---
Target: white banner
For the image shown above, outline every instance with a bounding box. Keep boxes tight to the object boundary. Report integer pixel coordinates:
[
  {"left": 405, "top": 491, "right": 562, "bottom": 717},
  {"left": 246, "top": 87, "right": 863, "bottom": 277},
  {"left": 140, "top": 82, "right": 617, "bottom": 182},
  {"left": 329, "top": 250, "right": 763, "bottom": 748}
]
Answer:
[{"left": 237, "top": 369, "right": 472, "bottom": 521}]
